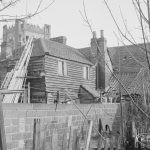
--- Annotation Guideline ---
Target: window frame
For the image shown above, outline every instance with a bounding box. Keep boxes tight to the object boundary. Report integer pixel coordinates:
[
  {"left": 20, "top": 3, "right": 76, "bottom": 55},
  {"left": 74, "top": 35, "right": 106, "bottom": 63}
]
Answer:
[
  {"left": 83, "top": 66, "right": 90, "bottom": 80},
  {"left": 58, "top": 60, "right": 67, "bottom": 76}
]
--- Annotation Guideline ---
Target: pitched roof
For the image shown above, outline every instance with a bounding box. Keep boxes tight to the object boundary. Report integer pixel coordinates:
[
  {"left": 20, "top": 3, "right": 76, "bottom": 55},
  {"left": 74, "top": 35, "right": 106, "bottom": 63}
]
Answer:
[
  {"left": 32, "top": 38, "right": 93, "bottom": 65},
  {"left": 107, "top": 72, "right": 138, "bottom": 97},
  {"left": 107, "top": 43, "right": 150, "bottom": 96},
  {"left": 107, "top": 67, "right": 150, "bottom": 97},
  {"left": 78, "top": 47, "right": 93, "bottom": 61},
  {"left": 128, "top": 68, "right": 150, "bottom": 94},
  {"left": 108, "top": 43, "right": 149, "bottom": 72},
  {"left": 80, "top": 84, "right": 100, "bottom": 98}
]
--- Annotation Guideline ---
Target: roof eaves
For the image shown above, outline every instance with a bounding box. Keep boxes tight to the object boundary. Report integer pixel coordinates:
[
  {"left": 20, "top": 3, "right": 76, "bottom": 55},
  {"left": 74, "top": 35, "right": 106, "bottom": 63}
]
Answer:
[
  {"left": 41, "top": 38, "right": 94, "bottom": 65},
  {"left": 80, "top": 85, "right": 99, "bottom": 98},
  {"left": 44, "top": 52, "right": 94, "bottom": 65}
]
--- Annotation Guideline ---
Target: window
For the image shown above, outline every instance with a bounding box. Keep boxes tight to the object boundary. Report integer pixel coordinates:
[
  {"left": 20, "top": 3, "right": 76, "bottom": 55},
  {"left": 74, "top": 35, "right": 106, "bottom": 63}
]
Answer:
[
  {"left": 83, "top": 66, "right": 89, "bottom": 80},
  {"left": 58, "top": 60, "right": 67, "bottom": 76}
]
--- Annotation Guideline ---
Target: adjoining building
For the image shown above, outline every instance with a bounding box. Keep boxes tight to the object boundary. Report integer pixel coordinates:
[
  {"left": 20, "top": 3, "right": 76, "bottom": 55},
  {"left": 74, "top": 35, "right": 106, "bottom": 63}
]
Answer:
[{"left": 107, "top": 44, "right": 150, "bottom": 103}]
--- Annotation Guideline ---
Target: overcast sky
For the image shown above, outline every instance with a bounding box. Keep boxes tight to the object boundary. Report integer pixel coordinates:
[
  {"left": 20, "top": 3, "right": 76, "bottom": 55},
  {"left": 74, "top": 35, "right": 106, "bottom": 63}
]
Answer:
[{"left": 0, "top": 0, "right": 143, "bottom": 48}]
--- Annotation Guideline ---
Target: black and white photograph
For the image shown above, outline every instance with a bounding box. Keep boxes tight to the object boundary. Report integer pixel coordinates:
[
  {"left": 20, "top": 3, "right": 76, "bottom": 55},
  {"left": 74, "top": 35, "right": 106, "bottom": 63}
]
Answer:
[{"left": 0, "top": 0, "right": 150, "bottom": 149}]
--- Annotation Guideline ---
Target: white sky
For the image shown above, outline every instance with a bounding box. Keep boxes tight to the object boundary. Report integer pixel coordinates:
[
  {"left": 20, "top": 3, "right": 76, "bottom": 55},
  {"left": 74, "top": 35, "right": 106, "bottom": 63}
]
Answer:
[{"left": 0, "top": 0, "right": 144, "bottom": 48}]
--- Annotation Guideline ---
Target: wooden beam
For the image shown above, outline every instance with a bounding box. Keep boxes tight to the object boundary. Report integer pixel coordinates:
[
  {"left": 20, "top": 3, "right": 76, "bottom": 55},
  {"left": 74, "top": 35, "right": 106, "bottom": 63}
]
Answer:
[
  {"left": 33, "top": 119, "right": 41, "bottom": 150},
  {"left": 27, "top": 82, "right": 30, "bottom": 103},
  {"left": 0, "top": 89, "right": 24, "bottom": 94},
  {"left": 67, "top": 116, "right": 72, "bottom": 150},
  {"left": 16, "top": 76, "right": 42, "bottom": 79},
  {"left": 97, "top": 118, "right": 103, "bottom": 150},
  {"left": 0, "top": 94, "right": 7, "bottom": 150},
  {"left": 72, "top": 129, "right": 79, "bottom": 150},
  {"left": 85, "top": 120, "right": 93, "bottom": 150},
  {"left": 52, "top": 129, "right": 58, "bottom": 150},
  {"left": 23, "top": 88, "right": 27, "bottom": 103}
]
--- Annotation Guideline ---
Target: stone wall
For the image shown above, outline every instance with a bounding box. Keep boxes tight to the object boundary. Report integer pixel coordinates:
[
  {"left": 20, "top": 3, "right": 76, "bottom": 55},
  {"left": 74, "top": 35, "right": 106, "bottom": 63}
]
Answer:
[{"left": 2, "top": 103, "right": 121, "bottom": 150}]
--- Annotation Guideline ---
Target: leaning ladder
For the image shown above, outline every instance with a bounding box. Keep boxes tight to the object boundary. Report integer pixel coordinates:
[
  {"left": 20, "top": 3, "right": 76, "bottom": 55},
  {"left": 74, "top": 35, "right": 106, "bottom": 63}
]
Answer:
[{"left": 2, "top": 37, "right": 33, "bottom": 103}]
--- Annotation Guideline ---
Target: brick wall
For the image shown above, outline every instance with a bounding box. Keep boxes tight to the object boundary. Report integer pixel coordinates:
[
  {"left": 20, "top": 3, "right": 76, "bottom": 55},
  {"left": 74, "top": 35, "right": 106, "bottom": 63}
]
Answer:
[{"left": 2, "top": 103, "right": 121, "bottom": 150}]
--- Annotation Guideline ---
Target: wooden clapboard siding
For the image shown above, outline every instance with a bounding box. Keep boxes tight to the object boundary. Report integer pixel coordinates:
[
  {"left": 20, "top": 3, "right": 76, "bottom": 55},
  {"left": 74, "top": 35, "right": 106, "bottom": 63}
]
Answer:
[
  {"left": 0, "top": 53, "right": 96, "bottom": 103},
  {"left": 44, "top": 55, "right": 96, "bottom": 103},
  {"left": 0, "top": 56, "right": 46, "bottom": 103},
  {"left": 0, "top": 61, "right": 8, "bottom": 87},
  {"left": 27, "top": 56, "right": 46, "bottom": 103}
]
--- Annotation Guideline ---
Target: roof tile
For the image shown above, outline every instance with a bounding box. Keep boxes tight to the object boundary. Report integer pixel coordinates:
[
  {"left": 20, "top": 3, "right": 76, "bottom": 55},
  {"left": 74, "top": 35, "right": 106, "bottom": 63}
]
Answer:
[{"left": 32, "top": 38, "right": 93, "bottom": 65}]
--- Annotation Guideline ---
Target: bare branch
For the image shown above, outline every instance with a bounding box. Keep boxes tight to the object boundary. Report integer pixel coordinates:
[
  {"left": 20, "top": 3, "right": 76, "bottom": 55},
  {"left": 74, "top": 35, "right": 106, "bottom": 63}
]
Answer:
[
  {"left": 0, "top": 0, "right": 20, "bottom": 12},
  {"left": 132, "top": 0, "right": 149, "bottom": 25},
  {"left": 80, "top": 0, "right": 150, "bottom": 119},
  {"left": 119, "top": 7, "right": 138, "bottom": 45},
  {"left": 104, "top": 0, "right": 150, "bottom": 57},
  {"left": 147, "top": 0, "right": 150, "bottom": 32},
  {"left": 0, "top": 0, "right": 55, "bottom": 22},
  {"left": 114, "top": 31, "right": 146, "bottom": 68},
  {"left": 137, "top": 0, "right": 150, "bottom": 71}
]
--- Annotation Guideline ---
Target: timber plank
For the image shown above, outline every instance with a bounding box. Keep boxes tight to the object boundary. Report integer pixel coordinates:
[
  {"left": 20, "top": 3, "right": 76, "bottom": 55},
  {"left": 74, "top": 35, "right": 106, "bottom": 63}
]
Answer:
[
  {"left": 52, "top": 129, "right": 58, "bottom": 150},
  {"left": 33, "top": 119, "right": 41, "bottom": 150},
  {"left": 85, "top": 120, "right": 93, "bottom": 150},
  {"left": 0, "top": 94, "right": 7, "bottom": 150}
]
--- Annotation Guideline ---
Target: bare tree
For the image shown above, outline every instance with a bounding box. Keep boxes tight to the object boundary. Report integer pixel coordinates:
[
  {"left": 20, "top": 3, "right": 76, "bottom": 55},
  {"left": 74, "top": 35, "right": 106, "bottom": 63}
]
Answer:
[
  {"left": 102, "top": 0, "right": 150, "bottom": 148},
  {"left": 0, "top": 0, "right": 55, "bottom": 22},
  {"left": 79, "top": 1, "right": 150, "bottom": 148},
  {"left": 104, "top": 0, "right": 150, "bottom": 70},
  {"left": 79, "top": 0, "right": 150, "bottom": 117}
]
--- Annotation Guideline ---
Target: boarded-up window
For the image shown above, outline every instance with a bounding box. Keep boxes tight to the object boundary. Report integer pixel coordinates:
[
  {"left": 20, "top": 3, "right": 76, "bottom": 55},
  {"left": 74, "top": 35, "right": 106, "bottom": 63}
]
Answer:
[
  {"left": 58, "top": 60, "right": 67, "bottom": 76},
  {"left": 83, "top": 66, "right": 89, "bottom": 80}
]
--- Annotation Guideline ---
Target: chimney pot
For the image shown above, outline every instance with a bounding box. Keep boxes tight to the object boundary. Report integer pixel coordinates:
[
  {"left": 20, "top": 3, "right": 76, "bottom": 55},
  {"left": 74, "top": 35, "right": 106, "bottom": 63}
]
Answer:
[
  {"left": 100, "top": 30, "right": 104, "bottom": 38},
  {"left": 92, "top": 31, "right": 97, "bottom": 38}
]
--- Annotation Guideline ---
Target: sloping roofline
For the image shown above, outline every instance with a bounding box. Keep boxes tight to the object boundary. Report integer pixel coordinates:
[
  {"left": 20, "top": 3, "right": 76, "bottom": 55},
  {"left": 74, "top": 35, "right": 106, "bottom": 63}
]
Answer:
[{"left": 33, "top": 38, "right": 94, "bottom": 65}]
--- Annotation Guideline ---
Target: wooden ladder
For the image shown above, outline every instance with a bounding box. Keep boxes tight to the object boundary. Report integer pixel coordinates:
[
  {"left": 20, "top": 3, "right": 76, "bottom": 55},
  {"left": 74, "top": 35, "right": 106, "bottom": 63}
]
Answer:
[
  {"left": 0, "top": 94, "right": 7, "bottom": 150},
  {"left": 2, "top": 37, "right": 33, "bottom": 103}
]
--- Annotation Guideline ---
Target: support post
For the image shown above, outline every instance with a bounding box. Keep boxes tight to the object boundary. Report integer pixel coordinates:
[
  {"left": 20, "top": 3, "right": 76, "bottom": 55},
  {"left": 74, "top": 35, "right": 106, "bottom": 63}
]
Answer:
[
  {"left": 28, "top": 82, "right": 30, "bottom": 103},
  {"left": 0, "top": 94, "right": 7, "bottom": 150},
  {"left": 85, "top": 120, "right": 93, "bottom": 150},
  {"left": 33, "top": 119, "right": 40, "bottom": 150},
  {"left": 119, "top": 48, "right": 124, "bottom": 150}
]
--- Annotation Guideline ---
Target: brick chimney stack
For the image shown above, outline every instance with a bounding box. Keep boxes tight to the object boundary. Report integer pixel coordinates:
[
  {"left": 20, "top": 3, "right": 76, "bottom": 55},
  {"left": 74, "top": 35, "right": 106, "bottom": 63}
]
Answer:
[
  {"left": 90, "top": 31, "right": 97, "bottom": 59},
  {"left": 93, "top": 31, "right": 97, "bottom": 38},
  {"left": 100, "top": 30, "right": 104, "bottom": 38},
  {"left": 91, "top": 30, "right": 107, "bottom": 91}
]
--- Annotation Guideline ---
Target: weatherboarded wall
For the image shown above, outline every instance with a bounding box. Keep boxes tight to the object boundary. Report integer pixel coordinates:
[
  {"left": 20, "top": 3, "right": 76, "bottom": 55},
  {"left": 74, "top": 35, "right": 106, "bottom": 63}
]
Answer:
[
  {"left": 2, "top": 103, "right": 121, "bottom": 150},
  {"left": 44, "top": 55, "right": 96, "bottom": 103}
]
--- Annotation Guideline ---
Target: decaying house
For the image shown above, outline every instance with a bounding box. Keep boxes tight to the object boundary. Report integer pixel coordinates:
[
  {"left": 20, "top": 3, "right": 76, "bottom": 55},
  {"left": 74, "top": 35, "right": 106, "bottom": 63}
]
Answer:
[
  {"left": 0, "top": 19, "right": 111, "bottom": 104},
  {"left": 1, "top": 19, "right": 148, "bottom": 104}
]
